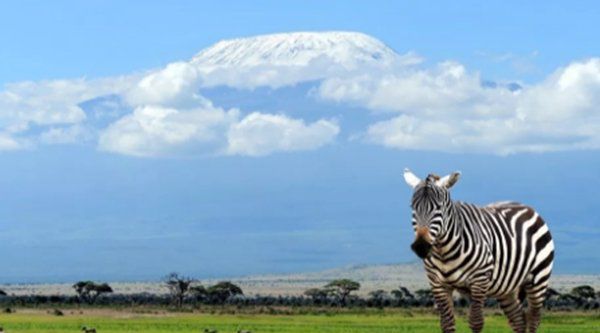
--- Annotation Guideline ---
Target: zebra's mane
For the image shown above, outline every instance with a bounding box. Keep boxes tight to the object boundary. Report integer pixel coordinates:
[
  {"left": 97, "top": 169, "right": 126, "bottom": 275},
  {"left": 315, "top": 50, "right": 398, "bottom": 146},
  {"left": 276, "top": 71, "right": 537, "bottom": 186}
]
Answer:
[{"left": 411, "top": 179, "right": 447, "bottom": 213}]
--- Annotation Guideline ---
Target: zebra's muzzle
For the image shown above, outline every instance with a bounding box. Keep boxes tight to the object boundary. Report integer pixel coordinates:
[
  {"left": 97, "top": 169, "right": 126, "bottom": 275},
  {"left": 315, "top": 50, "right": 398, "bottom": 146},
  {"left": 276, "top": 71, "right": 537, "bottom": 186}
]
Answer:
[{"left": 411, "top": 236, "right": 432, "bottom": 259}]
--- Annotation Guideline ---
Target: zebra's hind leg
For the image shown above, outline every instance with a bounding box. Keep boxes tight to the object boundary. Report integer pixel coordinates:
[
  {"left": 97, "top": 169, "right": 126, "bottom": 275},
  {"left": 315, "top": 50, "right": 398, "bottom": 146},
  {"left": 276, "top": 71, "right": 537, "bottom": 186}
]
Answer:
[
  {"left": 526, "top": 245, "right": 553, "bottom": 333},
  {"left": 525, "top": 280, "right": 549, "bottom": 333},
  {"left": 431, "top": 284, "right": 455, "bottom": 333},
  {"left": 498, "top": 292, "right": 526, "bottom": 333}
]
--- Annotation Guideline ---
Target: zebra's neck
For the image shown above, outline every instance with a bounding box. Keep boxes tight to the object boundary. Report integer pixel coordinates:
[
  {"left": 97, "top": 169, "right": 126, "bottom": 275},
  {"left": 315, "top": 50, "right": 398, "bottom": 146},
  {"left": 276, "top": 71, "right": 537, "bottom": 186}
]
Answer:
[{"left": 433, "top": 200, "right": 466, "bottom": 257}]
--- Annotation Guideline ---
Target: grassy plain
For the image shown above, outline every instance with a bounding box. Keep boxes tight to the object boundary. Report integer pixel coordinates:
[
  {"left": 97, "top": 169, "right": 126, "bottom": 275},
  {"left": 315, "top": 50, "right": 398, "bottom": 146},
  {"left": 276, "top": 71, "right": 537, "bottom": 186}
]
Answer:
[{"left": 0, "top": 309, "right": 598, "bottom": 333}]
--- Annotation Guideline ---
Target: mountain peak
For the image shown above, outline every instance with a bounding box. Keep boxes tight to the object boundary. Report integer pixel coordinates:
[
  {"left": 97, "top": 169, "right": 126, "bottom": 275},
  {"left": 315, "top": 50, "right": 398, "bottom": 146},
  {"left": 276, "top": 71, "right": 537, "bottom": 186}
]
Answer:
[{"left": 192, "top": 31, "right": 398, "bottom": 69}]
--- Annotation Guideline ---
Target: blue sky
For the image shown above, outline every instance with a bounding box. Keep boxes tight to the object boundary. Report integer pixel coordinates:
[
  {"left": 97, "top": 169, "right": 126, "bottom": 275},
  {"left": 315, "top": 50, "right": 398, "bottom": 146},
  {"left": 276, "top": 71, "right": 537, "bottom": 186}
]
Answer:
[
  {"left": 2, "top": 1, "right": 599, "bottom": 84},
  {"left": 1, "top": 1, "right": 599, "bottom": 282}
]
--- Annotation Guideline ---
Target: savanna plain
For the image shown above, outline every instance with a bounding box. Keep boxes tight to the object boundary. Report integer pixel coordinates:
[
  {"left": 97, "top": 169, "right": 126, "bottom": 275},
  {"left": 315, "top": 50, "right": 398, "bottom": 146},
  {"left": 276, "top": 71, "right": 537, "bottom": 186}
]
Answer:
[{"left": 1, "top": 308, "right": 598, "bottom": 333}]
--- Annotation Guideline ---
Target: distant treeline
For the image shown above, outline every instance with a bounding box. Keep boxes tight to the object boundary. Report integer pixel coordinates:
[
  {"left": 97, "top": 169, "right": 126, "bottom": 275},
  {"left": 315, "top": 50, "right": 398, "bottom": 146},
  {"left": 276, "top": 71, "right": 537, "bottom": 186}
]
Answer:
[{"left": 1, "top": 274, "right": 599, "bottom": 311}]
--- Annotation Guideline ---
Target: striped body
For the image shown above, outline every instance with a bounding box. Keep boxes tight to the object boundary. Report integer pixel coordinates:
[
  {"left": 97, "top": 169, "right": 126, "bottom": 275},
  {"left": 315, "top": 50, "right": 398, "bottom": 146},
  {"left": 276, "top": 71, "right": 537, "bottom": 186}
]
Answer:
[
  {"left": 405, "top": 171, "right": 554, "bottom": 333},
  {"left": 423, "top": 201, "right": 554, "bottom": 300}
]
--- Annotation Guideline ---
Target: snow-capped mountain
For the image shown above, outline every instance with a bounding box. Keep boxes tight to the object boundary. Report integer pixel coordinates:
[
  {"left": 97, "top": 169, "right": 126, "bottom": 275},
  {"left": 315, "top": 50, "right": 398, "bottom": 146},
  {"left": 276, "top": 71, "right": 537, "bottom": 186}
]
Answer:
[
  {"left": 185, "top": 31, "right": 408, "bottom": 89},
  {"left": 192, "top": 31, "right": 399, "bottom": 70}
]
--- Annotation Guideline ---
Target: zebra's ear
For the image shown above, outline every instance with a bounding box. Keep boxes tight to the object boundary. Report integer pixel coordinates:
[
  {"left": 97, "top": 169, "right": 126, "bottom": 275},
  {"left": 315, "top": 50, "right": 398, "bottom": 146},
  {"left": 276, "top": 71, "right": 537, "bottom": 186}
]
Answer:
[
  {"left": 403, "top": 168, "right": 421, "bottom": 189},
  {"left": 436, "top": 171, "right": 461, "bottom": 189}
]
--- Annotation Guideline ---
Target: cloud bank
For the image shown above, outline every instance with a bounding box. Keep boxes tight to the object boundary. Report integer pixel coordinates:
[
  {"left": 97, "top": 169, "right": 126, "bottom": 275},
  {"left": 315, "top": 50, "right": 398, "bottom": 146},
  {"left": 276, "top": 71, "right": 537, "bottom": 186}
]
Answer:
[
  {"left": 318, "top": 58, "right": 600, "bottom": 154},
  {"left": 98, "top": 103, "right": 339, "bottom": 157},
  {"left": 0, "top": 31, "right": 599, "bottom": 156},
  {"left": 227, "top": 113, "right": 339, "bottom": 157}
]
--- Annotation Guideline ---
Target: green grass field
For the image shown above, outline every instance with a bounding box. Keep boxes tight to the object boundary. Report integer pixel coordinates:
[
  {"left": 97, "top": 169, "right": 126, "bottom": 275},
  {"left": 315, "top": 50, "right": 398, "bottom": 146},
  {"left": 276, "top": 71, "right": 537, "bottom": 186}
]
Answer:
[{"left": 1, "top": 310, "right": 599, "bottom": 333}]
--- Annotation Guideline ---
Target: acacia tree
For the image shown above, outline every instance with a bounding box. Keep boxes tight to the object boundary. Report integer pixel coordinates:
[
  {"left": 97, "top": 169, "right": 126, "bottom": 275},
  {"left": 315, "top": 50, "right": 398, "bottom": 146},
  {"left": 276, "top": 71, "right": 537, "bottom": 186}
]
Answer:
[
  {"left": 324, "top": 279, "right": 360, "bottom": 305},
  {"left": 164, "top": 273, "right": 194, "bottom": 308},
  {"left": 90, "top": 283, "right": 113, "bottom": 303},
  {"left": 72, "top": 281, "right": 113, "bottom": 304},
  {"left": 571, "top": 285, "right": 596, "bottom": 300},
  {"left": 206, "top": 281, "right": 243, "bottom": 304},
  {"left": 73, "top": 281, "right": 91, "bottom": 301}
]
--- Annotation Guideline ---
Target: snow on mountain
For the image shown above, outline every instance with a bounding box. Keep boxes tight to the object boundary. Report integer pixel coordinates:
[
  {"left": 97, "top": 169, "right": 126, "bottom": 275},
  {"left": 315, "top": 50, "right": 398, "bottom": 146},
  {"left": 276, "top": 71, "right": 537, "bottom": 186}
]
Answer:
[
  {"left": 183, "top": 31, "right": 420, "bottom": 89},
  {"left": 129, "top": 32, "right": 415, "bottom": 92},
  {"left": 192, "top": 31, "right": 399, "bottom": 69}
]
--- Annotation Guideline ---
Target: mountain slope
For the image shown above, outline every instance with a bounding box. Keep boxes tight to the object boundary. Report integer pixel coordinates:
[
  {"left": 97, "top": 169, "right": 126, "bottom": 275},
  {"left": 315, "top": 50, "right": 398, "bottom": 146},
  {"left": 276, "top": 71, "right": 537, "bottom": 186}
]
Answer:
[{"left": 192, "top": 31, "right": 398, "bottom": 69}]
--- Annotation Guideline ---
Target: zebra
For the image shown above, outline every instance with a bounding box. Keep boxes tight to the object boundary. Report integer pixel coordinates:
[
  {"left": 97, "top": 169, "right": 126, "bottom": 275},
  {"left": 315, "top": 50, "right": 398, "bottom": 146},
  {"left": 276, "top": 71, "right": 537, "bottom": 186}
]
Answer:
[{"left": 403, "top": 169, "right": 554, "bottom": 333}]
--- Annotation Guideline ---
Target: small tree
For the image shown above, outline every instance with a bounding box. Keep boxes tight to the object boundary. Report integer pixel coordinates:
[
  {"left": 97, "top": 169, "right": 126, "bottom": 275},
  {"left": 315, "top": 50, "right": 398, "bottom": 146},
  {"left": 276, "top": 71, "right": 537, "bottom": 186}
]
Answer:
[
  {"left": 190, "top": 285, "right": 208, "bottom": 304},
  {"left": 369, "top": 289, "right": 388, "bottom": 308},
  {"left": 164, "top": 272, "right": 194, "bottom": 308},
  {"left": 90, "top": 283, "right": 113, "bottom": 303},
  {"left": 324, "top": 279, "right": 360, "bottom": 305},
  {"left": 544, "top": 288, "right": 562, "bottom": 309},
  {"left": 571, "top": 285, "right": 596, "bottom": 300},
  {"left": 369, "top": 289, "right": 387, "bottom": 300},
  {"left": 206, "top": 281, "right": 243, "bottom": 304},
  {"left": 304, "top": 288, "right": 329, "bottom": 303},
  {"left": 391, "top": 286, "right": 415, "bottom": 306},
  {"left": 72, "top": 281, "right": 113, "bottom": 304},
  {"left": 415, "top": 288, "right": 434, "bottom": 306},
  {"left": 73, "top": 281, "right": 93, "bottom": 302},
  {"left": 0, "top": 289, "right": 6, "bottom": 296}
]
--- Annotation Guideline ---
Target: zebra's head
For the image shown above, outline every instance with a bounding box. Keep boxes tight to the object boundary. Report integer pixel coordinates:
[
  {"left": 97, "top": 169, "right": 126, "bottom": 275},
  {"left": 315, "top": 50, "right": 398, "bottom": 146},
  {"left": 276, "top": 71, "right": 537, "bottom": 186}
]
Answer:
[{"left": 403, "top": 168, "right": 460, "bottom": 259}]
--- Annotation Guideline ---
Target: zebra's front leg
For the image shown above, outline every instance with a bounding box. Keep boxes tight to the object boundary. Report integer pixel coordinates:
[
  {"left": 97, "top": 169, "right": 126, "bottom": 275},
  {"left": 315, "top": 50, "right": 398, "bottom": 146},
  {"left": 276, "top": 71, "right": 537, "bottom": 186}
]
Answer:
[
  {"left": 432, "top": 285, "right": 455, "bottom": 333},
  {"left": 468, "top": 283, "right": 488, "bottom": 333}
]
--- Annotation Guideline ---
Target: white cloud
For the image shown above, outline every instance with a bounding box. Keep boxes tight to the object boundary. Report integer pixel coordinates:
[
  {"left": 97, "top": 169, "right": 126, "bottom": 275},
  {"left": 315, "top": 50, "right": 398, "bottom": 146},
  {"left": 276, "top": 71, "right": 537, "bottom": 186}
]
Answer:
[
  {"left": 0, "top": 76, "right": 136, "bottom": 151},
  {"left": 0, "top": 77, "right": 134, "bottom": 127},
  {"left": 98, "top": 104, "right": 239, "bottom": 157},
  {"left": 0, "top": 46, "right": 345, "bottom": 157},
  {"left": 1, "top": 32, "right": 599, "bottom": 156},
  {"left": 0, "top": 32, "right": 405, "bottom": 155},
  {"left": 125, "top": 62, "right": 202, "bottom": 107},
  {"left": 319, "top": 62, "right": 517, "bottom": 118},
  {"left": 194, "top": 53, "right": 421, "bottom": 90},
  {"left": 227, "top": 113, "right": 339, "bottom": 156},
  {"left": 98, "top": 105, "right": 339, "bottom": 158},
  {"left": 320, "top": 58, "right": 600, "bottom": 154}
]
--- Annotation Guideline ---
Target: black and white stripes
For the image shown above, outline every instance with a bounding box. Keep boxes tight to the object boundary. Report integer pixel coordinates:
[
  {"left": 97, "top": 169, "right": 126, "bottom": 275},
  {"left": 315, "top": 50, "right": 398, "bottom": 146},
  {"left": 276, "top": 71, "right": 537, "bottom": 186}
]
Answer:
[{"left": 403, "top": 170, "right": 554, "bottom": 333}]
